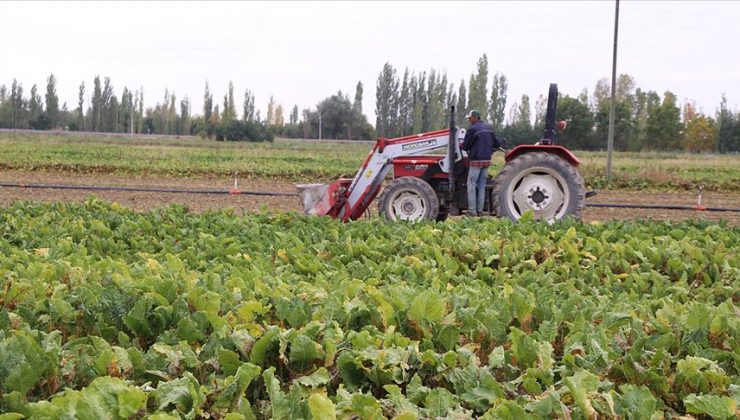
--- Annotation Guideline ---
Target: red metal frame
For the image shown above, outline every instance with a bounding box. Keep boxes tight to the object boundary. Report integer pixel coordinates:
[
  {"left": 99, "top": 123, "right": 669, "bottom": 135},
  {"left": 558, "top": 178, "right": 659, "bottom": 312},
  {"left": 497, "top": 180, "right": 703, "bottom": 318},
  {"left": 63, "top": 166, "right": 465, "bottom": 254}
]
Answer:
[{"left": 391, "top": 156, "right": 443, "bottom": 178}]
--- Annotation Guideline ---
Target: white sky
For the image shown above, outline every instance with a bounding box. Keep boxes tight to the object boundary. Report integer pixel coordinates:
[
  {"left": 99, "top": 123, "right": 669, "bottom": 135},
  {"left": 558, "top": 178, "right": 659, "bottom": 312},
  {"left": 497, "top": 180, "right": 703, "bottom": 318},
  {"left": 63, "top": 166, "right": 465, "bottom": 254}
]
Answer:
[{"left": 1, "top": 1, "right": 739, "bottom": 123}]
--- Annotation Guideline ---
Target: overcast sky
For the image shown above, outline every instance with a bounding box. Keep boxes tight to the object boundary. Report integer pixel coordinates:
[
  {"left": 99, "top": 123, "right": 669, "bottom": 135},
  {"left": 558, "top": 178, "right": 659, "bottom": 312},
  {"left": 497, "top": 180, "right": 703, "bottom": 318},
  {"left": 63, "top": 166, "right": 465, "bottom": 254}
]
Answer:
[{"left": 1, "top": 1, "right": 738, "bottom": 124}]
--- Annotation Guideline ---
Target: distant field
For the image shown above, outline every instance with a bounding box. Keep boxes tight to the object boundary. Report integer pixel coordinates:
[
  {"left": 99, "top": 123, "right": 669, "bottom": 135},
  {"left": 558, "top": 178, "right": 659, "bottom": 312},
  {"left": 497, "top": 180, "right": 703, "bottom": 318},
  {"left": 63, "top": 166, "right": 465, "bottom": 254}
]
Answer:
[
  {"left": 0, "top": 132, "right": 738, "bottom": 191},
  {"left": 0, "top": 132, "right": 369, "bottom": 181}
]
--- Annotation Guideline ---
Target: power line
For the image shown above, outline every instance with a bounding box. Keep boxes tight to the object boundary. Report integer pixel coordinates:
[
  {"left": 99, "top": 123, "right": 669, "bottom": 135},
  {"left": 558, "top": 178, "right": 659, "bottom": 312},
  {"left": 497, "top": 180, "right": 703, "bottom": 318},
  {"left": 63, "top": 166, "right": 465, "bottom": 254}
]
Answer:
[
  {"left": 620, "top": 7, "right": 740, "bottom": 21},
  {"left": 620, "top": 42, "right": 735, "bottom": 56},
  {"left": 621, "top": 22, "right": 740, "bottom": 34}
]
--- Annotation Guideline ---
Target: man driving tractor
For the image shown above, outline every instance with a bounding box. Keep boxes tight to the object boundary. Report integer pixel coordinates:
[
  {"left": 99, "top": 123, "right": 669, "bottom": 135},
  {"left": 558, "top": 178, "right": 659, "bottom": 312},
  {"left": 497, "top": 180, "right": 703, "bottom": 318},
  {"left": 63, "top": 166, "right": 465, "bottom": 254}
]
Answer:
[{"left": 462, "top": 109, "right": 501, "bottom": 217}]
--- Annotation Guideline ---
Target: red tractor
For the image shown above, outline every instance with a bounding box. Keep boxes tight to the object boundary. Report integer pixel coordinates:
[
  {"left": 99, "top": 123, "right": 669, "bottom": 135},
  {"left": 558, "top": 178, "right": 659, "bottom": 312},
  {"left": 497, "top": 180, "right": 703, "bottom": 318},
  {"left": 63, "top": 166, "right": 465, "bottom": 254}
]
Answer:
[{"left": 298, "top": 83, "right": 586, "bottom": 222}]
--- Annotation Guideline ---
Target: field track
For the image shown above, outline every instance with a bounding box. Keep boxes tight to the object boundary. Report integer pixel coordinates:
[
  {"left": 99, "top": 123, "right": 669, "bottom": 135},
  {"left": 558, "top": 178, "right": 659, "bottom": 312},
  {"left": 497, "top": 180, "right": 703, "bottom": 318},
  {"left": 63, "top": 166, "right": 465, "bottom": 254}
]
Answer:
[{"left": 2, "top": 170, "right": 738, "bottom": 225}]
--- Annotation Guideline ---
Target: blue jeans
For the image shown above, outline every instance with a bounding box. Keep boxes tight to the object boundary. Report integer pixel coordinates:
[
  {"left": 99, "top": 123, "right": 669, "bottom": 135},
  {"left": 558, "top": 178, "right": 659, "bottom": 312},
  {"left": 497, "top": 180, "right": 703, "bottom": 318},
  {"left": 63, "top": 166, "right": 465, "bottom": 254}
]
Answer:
[{"left": 467, "top": 166, "right": 488, "bottom": 215}]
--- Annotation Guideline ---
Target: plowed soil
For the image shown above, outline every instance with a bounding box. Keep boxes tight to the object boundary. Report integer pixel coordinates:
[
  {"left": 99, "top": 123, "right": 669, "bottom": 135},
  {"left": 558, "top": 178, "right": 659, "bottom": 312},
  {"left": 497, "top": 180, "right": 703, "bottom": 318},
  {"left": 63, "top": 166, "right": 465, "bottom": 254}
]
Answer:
[{"left": 1, "top": 171, "right": 738, "bottom": 225}]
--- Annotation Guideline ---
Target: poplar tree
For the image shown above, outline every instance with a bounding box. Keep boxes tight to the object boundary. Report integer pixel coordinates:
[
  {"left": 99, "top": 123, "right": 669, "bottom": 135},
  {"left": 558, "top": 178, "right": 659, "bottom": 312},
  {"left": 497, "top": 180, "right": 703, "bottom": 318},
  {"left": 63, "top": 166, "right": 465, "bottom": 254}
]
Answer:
[
  {"left": 729, "top": 114, "right": 740, "bottom": 153},
  {"left": 592, "top": 78, "right": 610, "bottom": 110},
  {"left": 119, "top": 87, "right": 131, "bottom": 133},
  {"left": 353, "top": 81, "right": 363, "bottom": 114},
  {"left": 210, "top": 104, "right": 220, "bottom": 126},
  {"left": 154, "top": 89, "right": 168, "bottom": 133},
  {"left": 168, "top": 91, "right": 177, "bottom": 134},
  {"left": 242, "top": 89, "right": 255, "bottom": 121},
  {"left": 274, "top": 104, "right": 284, "bottom": 128},
  {"left": 101, "top": 77, "right": 116, "bottom": 132},
  {"left": 422, "top": 69, "right": 436, "bottom": 132},
  {"left": 223, "top": 94, "right": 230, "bottom": 122},
  {"left": 398, "top": 69, "right": 412, "bottom": 135},
  {"left": 45, "top": 74, "right": 59, "bottom": 128},
  {"left": 28, "top": 84, "right": 43, "bottom": 129},
  {"left": 632, "top": 87, "right": 659, "bottom": 150},
  {"left": 716, "top": 95, "right": 736, "bottom": 153},
  {"left": 137, "top": 88, "right": 144, "bottom": 134},
  {"left": 446, "top": 83, "right": 456, "bottom": 124},
  {"left": 489, "top": 72, "right": 507, "bottom": 130},
  {"left": 632, "top": 88, "right": 649, "bottom": 150},
  {"left": 180, "top": 96, "right": 191, "bottom": 135},
  {"left": 467, "top": 54, "right": 489, "bottom": 119},
  {"left": 290, "top": 105, "right": 299, "bottom": 125},
  {"left": 427, "top": 70, "right": 448, "bottom": 130},
  {"left": 375, "top": 62, "right": 399, "bottom": 137},
  {"left": 226, "top": 81, "right": 236, "bottom": 121},
  {"left": 0, "top": 85, "right": 5, "bottom": 125},
  {"left": 266, "top": 95, "right": 275, "bottom": 125},
  {"left": 456, "top": 79, "right": 467, "bottom": 125},
  {"left": 126, "top": 88, "right": 134, "bottom": 133},
  {"left": 533, "top": 94, "right": 546, "bottom": 130},
  {"left": 77, "top": 82, "right": 85, "bottom": 131},
  {"left": 10, "top": 80, "right": 24, "bottom": 128},
  {"left": 91, "top": 76, "right": 102, "bottom": 131},
  {"left": 436, "top": 73, "right": 448, "bottom": 126},
  {"left": 517, "top": 94, "right": 531, "bottom": 130},
  {"left": 352, "top": 81, "right": 364, "bottom": 138},
  {"left": 203, "top": 81, "right": 213, "bottom": 123},
  {"left": 108, "top": 95, "right": 120, "bottom": 132},
  {"left": 715, "top": 94, "right": 736, "bottom": 153},
  {"left": 412, "top": 72, "right": 426, "bottom": 134},
  {"left": 407, "top": 74, "right": 419, "bottom": 136}
]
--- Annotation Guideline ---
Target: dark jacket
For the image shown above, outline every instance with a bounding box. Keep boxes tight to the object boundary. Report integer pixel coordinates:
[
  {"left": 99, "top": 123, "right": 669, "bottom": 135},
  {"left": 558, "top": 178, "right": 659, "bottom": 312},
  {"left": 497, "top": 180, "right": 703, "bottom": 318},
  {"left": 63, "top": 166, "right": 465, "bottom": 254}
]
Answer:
[{"left": 462, "top": 120, "right": 500, "bottom": 164}]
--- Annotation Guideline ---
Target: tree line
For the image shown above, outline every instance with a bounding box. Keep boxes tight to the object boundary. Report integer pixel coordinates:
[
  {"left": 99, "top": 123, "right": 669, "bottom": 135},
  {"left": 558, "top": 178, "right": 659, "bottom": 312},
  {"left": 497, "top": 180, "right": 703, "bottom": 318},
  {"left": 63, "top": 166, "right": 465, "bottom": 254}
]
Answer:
[
  {"left": 0, "top": 75, "right": 374, "bottom": 142},
  {"left": 375, "top": 55, "right": 740, "bottom": 153},
  {"left": 1, "top": 60, "right": 739, "bottom": 151}
]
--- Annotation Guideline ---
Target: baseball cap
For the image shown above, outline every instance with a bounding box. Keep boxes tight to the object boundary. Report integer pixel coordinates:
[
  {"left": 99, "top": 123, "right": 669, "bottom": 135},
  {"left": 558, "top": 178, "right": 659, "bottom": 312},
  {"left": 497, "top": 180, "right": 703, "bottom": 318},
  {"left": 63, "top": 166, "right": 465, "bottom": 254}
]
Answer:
[{"left": 464, "top": 109, "right": 481, "bottom": 119}]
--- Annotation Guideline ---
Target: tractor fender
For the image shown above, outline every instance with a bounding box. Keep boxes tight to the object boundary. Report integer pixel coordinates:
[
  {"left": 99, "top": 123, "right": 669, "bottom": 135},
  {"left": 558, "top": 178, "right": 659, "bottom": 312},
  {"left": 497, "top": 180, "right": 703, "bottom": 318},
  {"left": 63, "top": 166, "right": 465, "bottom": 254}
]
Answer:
[{"left": 504, "top": 144, "right": 580, "bottom": 167}]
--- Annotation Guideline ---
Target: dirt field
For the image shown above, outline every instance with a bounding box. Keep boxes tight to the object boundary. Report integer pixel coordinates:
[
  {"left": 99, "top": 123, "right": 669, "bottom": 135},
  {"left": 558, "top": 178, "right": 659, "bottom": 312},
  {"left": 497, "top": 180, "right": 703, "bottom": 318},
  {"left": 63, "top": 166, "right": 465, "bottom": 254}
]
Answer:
[{"left": 1, "top": 170, "right": 738, "bottom": 225}]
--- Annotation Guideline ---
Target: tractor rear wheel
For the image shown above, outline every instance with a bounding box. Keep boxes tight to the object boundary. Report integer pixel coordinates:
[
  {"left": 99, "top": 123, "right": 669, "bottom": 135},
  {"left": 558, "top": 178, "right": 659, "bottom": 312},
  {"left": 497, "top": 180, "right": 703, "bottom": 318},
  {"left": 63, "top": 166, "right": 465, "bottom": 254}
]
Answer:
[
  {"left": 492, "top": 152, "right": 585, "bottom": 222},
  {"left": 378, "top": 177, "right": 439, "bottom": 222}
]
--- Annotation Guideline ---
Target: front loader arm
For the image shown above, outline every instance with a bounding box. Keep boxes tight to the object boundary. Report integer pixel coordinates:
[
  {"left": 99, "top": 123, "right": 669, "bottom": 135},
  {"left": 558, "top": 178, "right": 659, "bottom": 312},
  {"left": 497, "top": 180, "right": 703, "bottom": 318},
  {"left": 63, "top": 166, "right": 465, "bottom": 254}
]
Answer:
[
  {"left": 298, "top": 129, "right": 454, "bottom": 221},
  {"left": 341, "top": 129, "right": 453, "bottom": 220}
]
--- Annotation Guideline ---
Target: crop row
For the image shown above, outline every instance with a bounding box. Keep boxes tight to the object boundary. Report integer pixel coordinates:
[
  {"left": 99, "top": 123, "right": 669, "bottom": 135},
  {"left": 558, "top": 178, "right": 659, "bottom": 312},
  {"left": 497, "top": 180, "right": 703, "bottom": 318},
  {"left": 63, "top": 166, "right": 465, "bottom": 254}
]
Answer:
[
  {"left": 1, "top": 132, "right": 739, "bottom": 191},
  {"left": 0, "top": 200, "right": 738, "bottom": 418}
]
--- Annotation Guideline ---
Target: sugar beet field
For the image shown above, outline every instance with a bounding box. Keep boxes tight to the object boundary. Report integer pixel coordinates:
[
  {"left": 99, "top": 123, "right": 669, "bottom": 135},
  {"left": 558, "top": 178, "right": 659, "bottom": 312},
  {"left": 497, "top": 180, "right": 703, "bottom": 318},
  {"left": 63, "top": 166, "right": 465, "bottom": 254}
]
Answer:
[{"left": 0, "top": 132, "right": 738, "bottom": 419}]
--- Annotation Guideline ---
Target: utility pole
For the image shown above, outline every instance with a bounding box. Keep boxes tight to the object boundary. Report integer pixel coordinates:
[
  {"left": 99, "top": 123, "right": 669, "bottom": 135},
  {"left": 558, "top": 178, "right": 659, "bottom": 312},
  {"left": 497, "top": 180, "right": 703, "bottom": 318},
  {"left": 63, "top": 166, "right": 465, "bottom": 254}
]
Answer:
[
  {"left": 318, "top": 112, "right": 322, "bottom": 141},
  {"left": 606, "top": 0, "right": 620, "bottom": 183}
]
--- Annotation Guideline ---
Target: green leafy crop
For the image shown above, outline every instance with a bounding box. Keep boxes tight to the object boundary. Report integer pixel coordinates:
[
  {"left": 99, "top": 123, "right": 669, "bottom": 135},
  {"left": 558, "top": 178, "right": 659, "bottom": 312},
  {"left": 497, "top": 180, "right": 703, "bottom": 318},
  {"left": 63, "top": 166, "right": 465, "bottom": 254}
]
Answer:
[{"left": 0, "top": 199, "right": 738, "bottom": 418}]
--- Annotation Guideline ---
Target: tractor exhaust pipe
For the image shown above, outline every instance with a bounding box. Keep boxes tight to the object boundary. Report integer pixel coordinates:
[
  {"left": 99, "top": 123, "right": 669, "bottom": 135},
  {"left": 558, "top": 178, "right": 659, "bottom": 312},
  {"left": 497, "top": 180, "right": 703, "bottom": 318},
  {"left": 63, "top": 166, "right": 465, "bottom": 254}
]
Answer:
[{"left": 542, "top": 83, "right": 558, "bottom": 145}]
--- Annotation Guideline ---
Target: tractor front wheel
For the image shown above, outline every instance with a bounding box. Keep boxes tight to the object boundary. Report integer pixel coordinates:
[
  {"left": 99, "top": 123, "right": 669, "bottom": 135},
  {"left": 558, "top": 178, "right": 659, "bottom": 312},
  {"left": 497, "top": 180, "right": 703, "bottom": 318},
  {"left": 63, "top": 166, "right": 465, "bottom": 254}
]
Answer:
[
  {"left": 492, "top": 152, "right": 585, "bottom": 222},
  {"left": 378, "top": 177, "right": 440, "bottom": 222}
]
